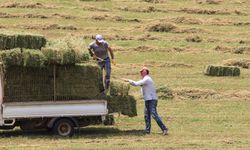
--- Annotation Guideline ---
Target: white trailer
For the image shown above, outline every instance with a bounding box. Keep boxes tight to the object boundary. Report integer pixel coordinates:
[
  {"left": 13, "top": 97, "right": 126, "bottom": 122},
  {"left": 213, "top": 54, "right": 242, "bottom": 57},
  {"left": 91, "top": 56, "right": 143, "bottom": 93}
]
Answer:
[{"left": 0, "top": 72, "right": 111, "bottom": 137}]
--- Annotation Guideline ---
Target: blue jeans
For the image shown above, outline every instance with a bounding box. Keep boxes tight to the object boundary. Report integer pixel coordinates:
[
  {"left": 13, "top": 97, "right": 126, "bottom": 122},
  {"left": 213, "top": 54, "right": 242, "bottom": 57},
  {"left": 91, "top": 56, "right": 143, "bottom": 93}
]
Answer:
[
  {"left": 144, "top": 100, "right": 167, "bottom": 132},
  {"left": 98, "top": 57, "right": 111, "bottom": 90}
]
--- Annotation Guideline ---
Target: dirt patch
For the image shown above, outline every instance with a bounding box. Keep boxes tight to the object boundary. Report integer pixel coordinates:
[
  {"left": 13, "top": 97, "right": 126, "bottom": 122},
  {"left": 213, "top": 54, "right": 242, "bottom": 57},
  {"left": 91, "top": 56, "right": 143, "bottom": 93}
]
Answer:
[
  {"left": 17, "top": 24, "right": 77, "bottom": 30},
  {"left": 186, "top": 35, "right": 202, "bottom": 42},
  {"left": 0, "top": 2, "right": 56, "bottom": 9},
  {"left": 174, "top": 88, "right": 219, "bottom": 99},
  {"left": 207, "top": 18, "right": 232, "bottom": 25},
  {"left": 146, "top": 22, "right": 177, "bottom": 32},
  {"left": 223, "top": 59, "right": 250, "bottom": 69}
]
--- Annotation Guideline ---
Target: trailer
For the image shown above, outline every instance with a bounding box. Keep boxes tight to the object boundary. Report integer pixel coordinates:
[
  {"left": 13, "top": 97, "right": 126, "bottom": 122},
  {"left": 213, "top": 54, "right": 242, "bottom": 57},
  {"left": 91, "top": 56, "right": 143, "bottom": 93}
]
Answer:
[{"left": 0, "top": 70, "right": 110, "bottom": 137}]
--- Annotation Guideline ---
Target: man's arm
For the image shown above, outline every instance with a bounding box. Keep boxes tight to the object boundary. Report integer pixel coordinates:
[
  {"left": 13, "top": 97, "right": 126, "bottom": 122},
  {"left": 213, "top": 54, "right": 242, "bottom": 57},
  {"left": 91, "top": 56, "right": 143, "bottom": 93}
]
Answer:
[
  {"left": 123, "top": 77, "right": 148, "bottom": 86},
  {"left": 108, "top": 47, "right": 114, "bottom": 59}
]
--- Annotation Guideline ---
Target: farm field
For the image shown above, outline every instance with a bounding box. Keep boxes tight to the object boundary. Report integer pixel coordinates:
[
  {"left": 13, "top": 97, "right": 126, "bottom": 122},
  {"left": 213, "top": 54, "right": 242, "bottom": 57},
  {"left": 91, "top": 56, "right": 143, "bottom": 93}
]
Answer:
[{"left": 0, "top": 0, "right": 249, "bottom": 149}]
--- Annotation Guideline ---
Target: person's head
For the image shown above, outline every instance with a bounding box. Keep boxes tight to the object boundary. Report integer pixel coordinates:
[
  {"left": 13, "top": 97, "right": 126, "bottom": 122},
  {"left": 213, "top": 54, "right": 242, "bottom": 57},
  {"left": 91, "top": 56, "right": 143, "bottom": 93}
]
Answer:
[
  {"left": 140, "top": 66, "right": 149, "bottom": 78},
  {"left": 95, "top": 34, "right": 104, "bottom": 45}
]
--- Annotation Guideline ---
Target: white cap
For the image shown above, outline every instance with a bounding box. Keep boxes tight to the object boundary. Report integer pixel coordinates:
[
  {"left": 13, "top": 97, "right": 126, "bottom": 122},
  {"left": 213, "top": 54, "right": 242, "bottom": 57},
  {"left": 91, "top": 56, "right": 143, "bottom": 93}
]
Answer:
[{"left": 95, "top": 34, "right": 104, "bottom": 43}]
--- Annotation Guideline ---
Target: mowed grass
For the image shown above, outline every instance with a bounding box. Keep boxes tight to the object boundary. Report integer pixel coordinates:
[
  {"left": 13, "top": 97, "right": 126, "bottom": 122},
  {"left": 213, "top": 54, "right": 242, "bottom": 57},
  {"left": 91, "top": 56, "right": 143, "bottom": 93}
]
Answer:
[
  {"left": 0, "top": 99, "right": 249, "bottom": 150},
  {"left": 0, "top": 0, "right": 250, "bottom": 149}
]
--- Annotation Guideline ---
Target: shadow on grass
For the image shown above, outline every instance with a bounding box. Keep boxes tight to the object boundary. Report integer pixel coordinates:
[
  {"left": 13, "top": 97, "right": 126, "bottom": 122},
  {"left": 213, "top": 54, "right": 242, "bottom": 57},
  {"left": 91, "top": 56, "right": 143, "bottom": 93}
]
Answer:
[{"left": 0, "top": 127, "right": 145, "bottom": 139}]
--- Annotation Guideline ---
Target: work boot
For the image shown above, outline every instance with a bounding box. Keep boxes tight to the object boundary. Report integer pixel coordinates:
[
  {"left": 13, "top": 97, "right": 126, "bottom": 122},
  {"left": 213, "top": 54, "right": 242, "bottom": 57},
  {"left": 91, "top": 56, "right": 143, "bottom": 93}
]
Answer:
[{"left": 162, "top": 129, "right": 168, "bottom": 135}]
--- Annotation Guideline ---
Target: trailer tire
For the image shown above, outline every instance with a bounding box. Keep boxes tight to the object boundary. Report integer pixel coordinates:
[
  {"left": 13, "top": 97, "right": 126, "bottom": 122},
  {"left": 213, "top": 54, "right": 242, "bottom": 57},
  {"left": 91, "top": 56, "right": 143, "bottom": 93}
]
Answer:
[{"left": 53, "top": 119, "right": 74, "bottom": 137}]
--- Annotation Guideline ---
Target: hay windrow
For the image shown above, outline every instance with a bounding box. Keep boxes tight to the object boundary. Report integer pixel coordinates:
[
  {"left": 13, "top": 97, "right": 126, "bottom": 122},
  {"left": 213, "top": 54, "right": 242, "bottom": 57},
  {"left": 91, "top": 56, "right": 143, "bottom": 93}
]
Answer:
[
  {"left": 223, "top": 59, "right": 250, "bottom": 69},
  {"left": 0, "top": 2, "right": 56, "bottom": 9},
  {"left": 143, "top": 60, "right": 193, "bottom": 68},
  {"left": 195, "top": 0, "right": 222, "bottom": 4},
  {"left": 215, "top": 46, "right": 250, "bottom": 54},
  {"left": 17, "top": 24, "right": 77, "bottom": 30},
  {"left": 156, "top": 85, "right": 174, "bottom": 100},
  {"left": 204, "top": 65, "right": 240, "bottom": 76},
  {"left": 146, "top": 22, "right": 177, "bottom": 32},
  {"left": 168, "top": 16, "right": 203, "bottom": 25},
  {"left": 173, "top": 88, "right": 218, "bottom": 99},
  {"left": 117, "top": 6, "right": 167, "bottom": 13},
  {"left": 186, "top": 35, "right": 202, "bottom": 42}
]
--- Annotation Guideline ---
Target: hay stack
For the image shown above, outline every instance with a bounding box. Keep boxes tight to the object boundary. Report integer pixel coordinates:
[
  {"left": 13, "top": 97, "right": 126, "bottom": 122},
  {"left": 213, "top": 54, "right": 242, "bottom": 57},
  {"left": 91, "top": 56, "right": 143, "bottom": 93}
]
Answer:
[
  {"left": 3, "top": 63, "right": 102, "bottom": 102},
  {"left": 0, "top": 34, "right": 46, "bottom": 50},
  {"left": 204, "top": 65, "right": 240, "bottom": 76}
]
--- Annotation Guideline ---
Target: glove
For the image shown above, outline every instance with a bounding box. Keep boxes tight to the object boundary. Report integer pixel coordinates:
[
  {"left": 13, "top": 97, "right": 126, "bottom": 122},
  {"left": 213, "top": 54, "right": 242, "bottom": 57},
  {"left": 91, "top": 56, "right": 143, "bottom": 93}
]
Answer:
[{"left": 111, "top": 59, "right": 116, "bottom": 65}]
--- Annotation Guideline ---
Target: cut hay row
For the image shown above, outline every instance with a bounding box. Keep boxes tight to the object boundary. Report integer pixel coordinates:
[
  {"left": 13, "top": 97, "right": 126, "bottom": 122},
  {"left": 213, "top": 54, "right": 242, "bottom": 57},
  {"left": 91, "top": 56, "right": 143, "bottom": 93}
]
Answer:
[
  {"left": 0, "top": 34, "right": 46, "bottom": 50},
  {"left": 223, "top": 59, "right": 250, "bottom": 69},
  {"left": 204, "top": 65, "right": 240, "bottom": 76}
]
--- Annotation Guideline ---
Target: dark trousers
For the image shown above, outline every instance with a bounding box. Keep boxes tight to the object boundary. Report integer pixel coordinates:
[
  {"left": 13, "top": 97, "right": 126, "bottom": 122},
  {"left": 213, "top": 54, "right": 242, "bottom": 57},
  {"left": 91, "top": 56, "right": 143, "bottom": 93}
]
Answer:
[{"left": 144, "top": 100, "right": 167, "bottom": 132}]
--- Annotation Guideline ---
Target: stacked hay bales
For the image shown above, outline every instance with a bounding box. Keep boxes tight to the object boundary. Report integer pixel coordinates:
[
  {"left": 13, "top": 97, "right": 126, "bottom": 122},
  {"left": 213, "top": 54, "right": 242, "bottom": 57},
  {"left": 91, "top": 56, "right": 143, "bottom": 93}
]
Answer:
[
  {"left": 204, "top": 65, "right": 240, "bottom": 76},
  {"left": 107, "top": 80, "right": 137, "bottom": 117},
  {"left": 0, "top": 33, "right": 46, "bottom": 50},
  {"left": 0, "top": 33, "right": 137, "bottom": 117}
]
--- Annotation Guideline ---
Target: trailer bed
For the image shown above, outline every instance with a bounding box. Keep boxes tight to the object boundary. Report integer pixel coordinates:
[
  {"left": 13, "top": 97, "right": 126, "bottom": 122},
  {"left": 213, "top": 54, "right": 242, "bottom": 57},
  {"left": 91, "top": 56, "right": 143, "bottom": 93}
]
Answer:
[{"left": 2, "top": 100, "right": 108, "bottom": 119}]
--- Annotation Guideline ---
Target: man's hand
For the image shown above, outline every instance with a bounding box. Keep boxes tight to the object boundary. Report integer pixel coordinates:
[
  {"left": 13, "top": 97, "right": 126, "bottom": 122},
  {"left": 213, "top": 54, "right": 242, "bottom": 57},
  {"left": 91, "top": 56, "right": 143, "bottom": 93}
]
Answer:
[
  {"left": 121, "top": 78, "right": 129, "bottom": 82},
  {"left": 93, "top": 54, "right": 97, "bottom": 60},
  {"left": 111, "top": 59, "right": 116, "bottom": 65}
]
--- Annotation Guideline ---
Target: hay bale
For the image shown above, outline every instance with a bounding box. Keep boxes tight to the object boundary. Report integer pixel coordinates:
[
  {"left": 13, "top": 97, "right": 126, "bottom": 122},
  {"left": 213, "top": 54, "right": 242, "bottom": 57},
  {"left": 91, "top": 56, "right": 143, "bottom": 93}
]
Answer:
[
  {"left": 204, "top": 65, "right": 240, "bottom": 76},
  {"left": 0, "top": 33, "right": 46, "bottom": 50},
  {"left": 109, "top": 80, "right": 130, "bottom": 96},
  {"left": 4, "top": 66, "right": 54, "bottom": 102},
  {"left": 42, "top": 39, "right": 89, "bottom": 65},
  {"left": 156, "top": 85, "right": 174, "bottom": 100},
  {"left": 106, "top": 95, "right": 137, "bottom": 117},
  {"left": 0, "top": 49, "right": 46, "bottom": 67},
  {"left": 55, "top": 63, "right": 102, "bottom": 100},
  {"left": 0, "top": 49, "right": 23, "bottom": 67}
]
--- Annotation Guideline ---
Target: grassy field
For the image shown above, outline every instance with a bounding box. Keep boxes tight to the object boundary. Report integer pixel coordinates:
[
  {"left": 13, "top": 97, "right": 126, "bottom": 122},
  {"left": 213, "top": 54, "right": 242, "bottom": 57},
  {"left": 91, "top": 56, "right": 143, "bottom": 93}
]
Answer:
[{"left": 0, "top": 0, "right": 250, "bottom": 149}]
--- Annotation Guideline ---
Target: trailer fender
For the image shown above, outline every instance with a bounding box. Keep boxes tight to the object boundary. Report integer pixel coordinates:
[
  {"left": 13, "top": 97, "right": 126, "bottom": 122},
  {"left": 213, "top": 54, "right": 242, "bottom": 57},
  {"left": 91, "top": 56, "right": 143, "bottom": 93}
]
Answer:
[{"left": 47, "top": 117, "right": 79, "bottom": 129}]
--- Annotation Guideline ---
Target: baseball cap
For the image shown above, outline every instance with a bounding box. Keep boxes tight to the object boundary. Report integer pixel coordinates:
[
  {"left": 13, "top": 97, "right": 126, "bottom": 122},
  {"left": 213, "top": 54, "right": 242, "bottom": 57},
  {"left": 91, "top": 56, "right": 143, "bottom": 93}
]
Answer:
[{"left": 95, "top": 34, "right": 104, "bottom": 43}]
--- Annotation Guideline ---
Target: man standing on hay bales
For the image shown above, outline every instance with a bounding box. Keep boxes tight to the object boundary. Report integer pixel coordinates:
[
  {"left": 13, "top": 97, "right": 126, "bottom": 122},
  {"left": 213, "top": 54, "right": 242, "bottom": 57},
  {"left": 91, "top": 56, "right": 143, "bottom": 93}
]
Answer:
[
  {"left": 123, "top": 67, "right": 168, "bottom": 135},
  {"left": 88, "top": 34, "right": 115, "bottom": 91}
]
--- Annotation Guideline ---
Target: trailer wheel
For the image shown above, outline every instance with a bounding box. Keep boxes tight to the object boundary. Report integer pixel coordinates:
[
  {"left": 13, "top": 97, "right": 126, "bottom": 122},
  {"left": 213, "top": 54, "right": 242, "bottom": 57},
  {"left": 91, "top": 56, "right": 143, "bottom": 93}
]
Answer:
[{"left": 53, "top": 119, "right": 74, "bottom": 137}]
